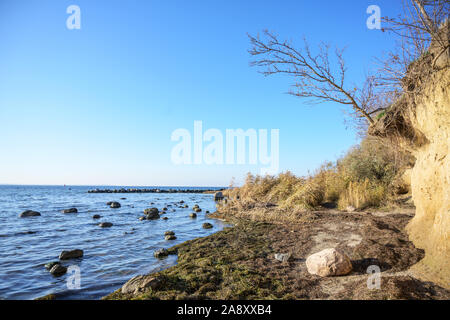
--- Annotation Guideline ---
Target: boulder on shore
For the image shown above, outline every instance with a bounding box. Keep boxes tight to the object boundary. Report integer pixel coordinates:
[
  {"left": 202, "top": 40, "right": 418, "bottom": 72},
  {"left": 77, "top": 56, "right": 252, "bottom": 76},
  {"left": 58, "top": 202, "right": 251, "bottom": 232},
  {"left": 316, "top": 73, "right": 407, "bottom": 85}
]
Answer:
[
  {"left": 19, "top": 210, "right": 41, "bottom": 218},
  {"left": 306, "top": 248, "right": 352, "bottom": 277},
  {"left": 154, "top": 248, "right": 169, "bottom": 259},
  {"left": 121, "top": 275, "right": 163, "bottom": 295},
  {"left": 202, "top": 223, "right": 213, "bottom": 229},
  {"left": 59, "top": 249, "right": 84, "bottom": 260},
  {"left": 214, "top": 191, "right": 224, "bottom": 201}
]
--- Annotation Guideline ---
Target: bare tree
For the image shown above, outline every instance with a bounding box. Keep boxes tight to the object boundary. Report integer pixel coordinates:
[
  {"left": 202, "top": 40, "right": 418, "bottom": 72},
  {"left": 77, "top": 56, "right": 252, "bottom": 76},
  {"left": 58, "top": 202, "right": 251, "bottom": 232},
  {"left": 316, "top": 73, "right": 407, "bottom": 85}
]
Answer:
[
  {"left": 248, "top": 1, "right": 448, "bottom": 129},
  {"left": 378, "top": 0, "right": 450, "bottom": 91},
  {"left": 383, "top": 0, "right": 449, "bottom": 52},
  {"left": 248, "top": 31, "right": 376, "bottom": 125}
]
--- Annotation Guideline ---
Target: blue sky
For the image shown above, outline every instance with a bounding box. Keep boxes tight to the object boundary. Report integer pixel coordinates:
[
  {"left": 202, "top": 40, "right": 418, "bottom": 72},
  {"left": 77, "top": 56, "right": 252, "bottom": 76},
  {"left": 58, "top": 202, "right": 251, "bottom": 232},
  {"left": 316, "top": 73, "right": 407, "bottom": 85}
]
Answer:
[{"left": 0, "top": 0, "right": 403, "bottom": 186}]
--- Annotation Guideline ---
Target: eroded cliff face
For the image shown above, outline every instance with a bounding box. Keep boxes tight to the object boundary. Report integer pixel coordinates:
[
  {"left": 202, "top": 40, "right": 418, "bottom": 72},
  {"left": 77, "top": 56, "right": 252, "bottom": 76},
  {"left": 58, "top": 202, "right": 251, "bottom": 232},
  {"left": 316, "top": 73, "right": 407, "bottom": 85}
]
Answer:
[
  {"left": 369, "top": 22, "right": 449, "bottom": 288},
  {"left": 406, "top": 66, "right": 449, "bottom": 288}
]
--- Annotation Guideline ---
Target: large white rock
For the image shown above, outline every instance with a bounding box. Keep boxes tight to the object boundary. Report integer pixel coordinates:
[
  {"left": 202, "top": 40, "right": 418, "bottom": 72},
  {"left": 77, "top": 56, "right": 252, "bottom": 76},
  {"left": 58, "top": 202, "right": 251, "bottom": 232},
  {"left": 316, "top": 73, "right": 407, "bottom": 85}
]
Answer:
[{"left": 306, "top": 248, "right": 352, "bottom": 277}]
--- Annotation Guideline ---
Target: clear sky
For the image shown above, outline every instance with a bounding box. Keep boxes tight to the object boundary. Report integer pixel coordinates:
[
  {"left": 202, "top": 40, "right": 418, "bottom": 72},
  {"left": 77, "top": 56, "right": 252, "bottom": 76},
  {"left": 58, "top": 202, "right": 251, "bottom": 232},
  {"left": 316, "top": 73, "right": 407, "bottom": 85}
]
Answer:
[{"left": 0, "top": 0, "right": 403, "bottom": 187}]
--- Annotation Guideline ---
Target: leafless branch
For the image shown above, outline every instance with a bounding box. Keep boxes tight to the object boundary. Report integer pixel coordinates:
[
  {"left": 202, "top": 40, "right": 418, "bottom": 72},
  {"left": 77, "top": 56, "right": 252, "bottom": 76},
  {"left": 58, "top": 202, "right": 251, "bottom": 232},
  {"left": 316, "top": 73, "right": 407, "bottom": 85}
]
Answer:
[{"left": 248, "top": 31, "right": 375, "bottom": 124}]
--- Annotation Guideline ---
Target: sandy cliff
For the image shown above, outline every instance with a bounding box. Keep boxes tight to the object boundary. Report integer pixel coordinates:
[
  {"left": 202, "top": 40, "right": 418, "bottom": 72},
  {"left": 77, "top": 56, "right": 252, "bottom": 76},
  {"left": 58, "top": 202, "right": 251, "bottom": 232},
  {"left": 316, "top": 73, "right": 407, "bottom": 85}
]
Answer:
[
  {"left": 371, "top": 23, "right": 449, "bottom": 288},
  {"left": 406, "top": 63, "right": 449, "bottom": 288}
]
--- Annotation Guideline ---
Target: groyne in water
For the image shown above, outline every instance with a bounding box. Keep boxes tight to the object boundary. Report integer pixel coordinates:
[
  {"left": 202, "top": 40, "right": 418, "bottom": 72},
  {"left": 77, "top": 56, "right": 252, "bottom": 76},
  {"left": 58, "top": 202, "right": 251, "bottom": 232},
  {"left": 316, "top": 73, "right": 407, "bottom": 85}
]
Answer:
[{"left": 87, "top": 188, "right": 224, "bottom": 194}]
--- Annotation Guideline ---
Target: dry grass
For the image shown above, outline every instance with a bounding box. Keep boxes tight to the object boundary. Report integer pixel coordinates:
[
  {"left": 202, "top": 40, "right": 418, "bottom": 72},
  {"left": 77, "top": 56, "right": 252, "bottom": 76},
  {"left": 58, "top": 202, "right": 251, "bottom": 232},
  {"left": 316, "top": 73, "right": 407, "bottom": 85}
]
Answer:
[
  {"left": 220, "top": 137, "right": 413, "bottom": 220},
  {"left": 337, "top": 179, "right": 386, "bottom": 210},
  {"left": 281, "top": 178, "right": 324, "bottom": 210}
]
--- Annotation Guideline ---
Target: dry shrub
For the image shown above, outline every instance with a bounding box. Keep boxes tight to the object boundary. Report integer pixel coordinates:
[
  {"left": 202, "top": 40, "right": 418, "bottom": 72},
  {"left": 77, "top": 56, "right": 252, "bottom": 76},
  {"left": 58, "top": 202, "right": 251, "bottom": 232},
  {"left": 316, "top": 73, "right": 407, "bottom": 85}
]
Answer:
[
  {"left": 266, "top": 171, "right": 303, "bottom": 203},
  {"left": 313, "top": 162, "right": 345, "bottom": 202},
  {"left": 281, "top": 178, "right": 324, "bottom": 210},
  {"left": 220, "top": 137, "right": 413, "bottom": 219},
  {"left": 337, "top": 179, "right": 386, "bottom": 210}
]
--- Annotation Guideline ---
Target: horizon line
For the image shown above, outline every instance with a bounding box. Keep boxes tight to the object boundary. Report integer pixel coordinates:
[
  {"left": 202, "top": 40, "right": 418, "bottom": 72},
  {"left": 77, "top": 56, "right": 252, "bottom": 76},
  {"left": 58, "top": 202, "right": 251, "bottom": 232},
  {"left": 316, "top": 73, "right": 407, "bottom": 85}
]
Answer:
[{"left": 0, "top": 183, "right": 227, "bottom": 188}]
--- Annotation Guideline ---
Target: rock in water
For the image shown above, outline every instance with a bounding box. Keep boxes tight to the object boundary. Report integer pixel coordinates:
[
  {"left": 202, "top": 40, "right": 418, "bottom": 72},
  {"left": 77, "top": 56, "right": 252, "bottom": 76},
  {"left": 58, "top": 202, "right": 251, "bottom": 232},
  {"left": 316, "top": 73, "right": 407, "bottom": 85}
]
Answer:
[
  {"left": 92, "top": 214, "right": 101, "bottom": 219},
  {"left": 144, "top": 208, "right": 160, "bottom": 220},
  {"left": 62, "top": 208, "right": 77, "bottom": 213},
  {"left": 154, "top": 248, "right": 169, "bottom": 258},
  {"left": 19, "top": 210, "right": 41, "bottom": 218},
  {"left": 110, "top": 202, "right": 121, "bottom": 208},
  {"left": 121, "top": 275, "right": 163, "bottom": 294},
  {"left": 189, "top": 213, "right": 197, "bottom": 218},
  {"left": 144, "top": 207, "right": 159, "bottom": 214},
  {"left": 194, "top": 207, "right": 202, "bottom": 212},
  {"left": 99, "top": 222, "right": 113, "bottom": 228},
  {"left": 50, "top": 264, "right": 67, "bottom": 276},
  {"left": 306, "top": 248, "right": 352, "bottom": 277},
  {"left": 164, "top": 231, "right": 175, "bottom": 236},
  {"left": 214, "top": 191, "right": 224, "bottom": 201},
  {"left": 165, "top": 235, "right": 177, "bottom": 240},
  {"left": 45, "top": 261, "right": 60, "bottom": 270},
  {"left": 59, "top": 249, "right": 84, "bottom": 260},
  {"left": 146, "top": 213, "right": 160, "bottom": 220},
  {"left": 202, "top": 223, "right": 213, "bottom": 229}
]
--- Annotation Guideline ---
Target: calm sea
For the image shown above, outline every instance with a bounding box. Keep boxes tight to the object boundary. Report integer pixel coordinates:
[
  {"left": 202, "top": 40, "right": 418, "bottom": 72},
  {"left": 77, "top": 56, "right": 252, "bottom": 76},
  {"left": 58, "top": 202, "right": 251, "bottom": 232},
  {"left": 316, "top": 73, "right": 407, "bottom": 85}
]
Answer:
[{"left": 0, "top": 185, "right": 227, "bottom": 300}]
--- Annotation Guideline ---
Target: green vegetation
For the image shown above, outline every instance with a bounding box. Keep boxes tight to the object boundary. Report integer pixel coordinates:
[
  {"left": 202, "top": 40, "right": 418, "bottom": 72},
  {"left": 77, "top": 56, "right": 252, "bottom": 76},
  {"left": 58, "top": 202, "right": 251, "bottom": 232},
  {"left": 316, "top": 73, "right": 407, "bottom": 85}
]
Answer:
[
  {"left": 104, "top": 211, "right": 448, "bottom": 300},
  {"left": 105, "top": 222, "right": 291, "bottom": 300}
]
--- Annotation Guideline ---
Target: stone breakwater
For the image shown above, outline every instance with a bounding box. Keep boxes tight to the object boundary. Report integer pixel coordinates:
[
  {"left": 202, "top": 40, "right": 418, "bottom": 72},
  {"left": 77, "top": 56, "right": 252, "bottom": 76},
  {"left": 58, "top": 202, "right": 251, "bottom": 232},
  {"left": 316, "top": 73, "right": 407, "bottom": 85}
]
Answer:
[{"left": 87, "top": 188, "right": 224, "bottom": 194}]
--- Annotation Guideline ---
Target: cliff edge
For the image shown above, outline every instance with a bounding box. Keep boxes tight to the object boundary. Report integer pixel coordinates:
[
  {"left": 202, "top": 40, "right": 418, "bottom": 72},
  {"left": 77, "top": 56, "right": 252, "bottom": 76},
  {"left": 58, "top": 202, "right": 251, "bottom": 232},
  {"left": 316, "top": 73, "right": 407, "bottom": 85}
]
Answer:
[{"left": 370, "top": 21, "right": 449, "bottom": 288}]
